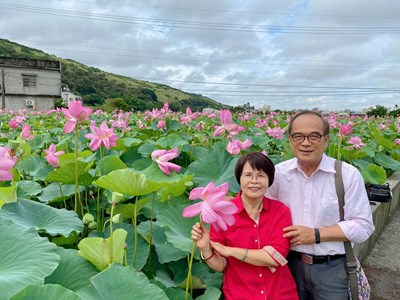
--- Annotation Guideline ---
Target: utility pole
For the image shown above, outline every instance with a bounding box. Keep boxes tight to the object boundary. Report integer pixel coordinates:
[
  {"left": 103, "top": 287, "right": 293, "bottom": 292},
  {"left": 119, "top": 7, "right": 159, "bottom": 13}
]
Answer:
[{"left": 1, "top": 69, "right": 5, "bottom": 109}]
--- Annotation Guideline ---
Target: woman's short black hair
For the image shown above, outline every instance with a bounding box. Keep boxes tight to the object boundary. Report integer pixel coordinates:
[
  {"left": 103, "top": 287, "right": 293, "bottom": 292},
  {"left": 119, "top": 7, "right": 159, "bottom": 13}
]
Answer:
[{"left": 234, "top": 151, "right": 275, "bottom": 187}]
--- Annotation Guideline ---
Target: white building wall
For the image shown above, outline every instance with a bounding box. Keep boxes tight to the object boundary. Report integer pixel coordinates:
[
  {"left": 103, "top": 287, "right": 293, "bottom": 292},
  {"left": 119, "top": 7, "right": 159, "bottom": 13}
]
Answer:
[{"left": 1, "top": 58, "right": 61, "bottom": 110}]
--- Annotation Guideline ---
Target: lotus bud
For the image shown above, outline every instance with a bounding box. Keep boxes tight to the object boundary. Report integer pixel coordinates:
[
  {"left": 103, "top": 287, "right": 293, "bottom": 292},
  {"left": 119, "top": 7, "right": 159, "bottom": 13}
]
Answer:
[
  {"left": 83, "top": 213, "right": 94, "bottom": 225},
  {"left": 185, "top": 181, "right": 193, "bottom": 188},
  {"left": 88, "top": 221, "right": 97, "bottom": 230},
  {"left": 9, "top": 140, "right": 20, "bottom": 150},
  {"left": 112, "top": 213, "right": 123, "bottom": 224},
  {"left": 112, "top": 192, "right": 124, "bottom": 204}
]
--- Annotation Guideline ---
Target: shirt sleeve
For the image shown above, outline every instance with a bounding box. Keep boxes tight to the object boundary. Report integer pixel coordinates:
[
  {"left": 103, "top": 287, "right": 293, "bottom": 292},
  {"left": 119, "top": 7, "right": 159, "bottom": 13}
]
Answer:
[
  {"left": 264, "top": 202, "right": 292, "bottom": 258},
  {"left": 338, "top": 163, "right": 375, "bottom": 243}
]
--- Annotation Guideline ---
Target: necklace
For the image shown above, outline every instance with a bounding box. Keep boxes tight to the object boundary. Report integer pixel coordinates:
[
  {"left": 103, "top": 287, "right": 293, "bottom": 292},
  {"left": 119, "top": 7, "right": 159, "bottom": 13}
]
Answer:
[{"left": 244, "top": 201, "right": 263, "bottom": 220}]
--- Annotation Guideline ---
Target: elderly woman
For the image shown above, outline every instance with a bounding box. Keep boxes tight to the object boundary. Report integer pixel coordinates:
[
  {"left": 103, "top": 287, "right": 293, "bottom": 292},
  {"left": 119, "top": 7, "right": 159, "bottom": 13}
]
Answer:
[{"left": 191, "top": 152, "right": 298, "bottom": 300}]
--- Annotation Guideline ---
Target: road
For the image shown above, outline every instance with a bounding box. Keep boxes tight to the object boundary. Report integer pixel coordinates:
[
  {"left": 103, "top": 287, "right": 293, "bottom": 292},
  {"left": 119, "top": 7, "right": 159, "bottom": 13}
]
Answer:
[{"left": 363, "top": 207, "right": 400, "bottom": 300}]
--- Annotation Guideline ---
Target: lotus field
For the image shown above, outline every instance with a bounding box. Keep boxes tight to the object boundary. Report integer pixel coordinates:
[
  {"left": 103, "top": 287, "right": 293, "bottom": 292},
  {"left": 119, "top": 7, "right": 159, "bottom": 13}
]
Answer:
[{"left": 1, "top": 101, "right": 399, "bottom": 300}]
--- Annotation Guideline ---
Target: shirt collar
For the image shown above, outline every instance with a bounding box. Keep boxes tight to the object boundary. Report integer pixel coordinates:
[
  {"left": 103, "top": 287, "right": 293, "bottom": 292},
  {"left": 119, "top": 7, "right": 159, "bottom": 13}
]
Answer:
[
  {"left": 234, "top": 192, "right": 270, "bottom": 213},
  {"left": 287, "top": 153, "right": 335, "bottom": 175}
]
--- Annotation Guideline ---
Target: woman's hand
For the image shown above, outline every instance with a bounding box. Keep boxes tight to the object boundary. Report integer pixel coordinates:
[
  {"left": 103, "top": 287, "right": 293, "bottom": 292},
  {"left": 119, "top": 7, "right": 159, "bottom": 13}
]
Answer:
[
  {"left": 191, "top": 222, "right": 210, "bottom": 250},
  {"left": 210, "top": 241, "right": 229, "bottom": 257}
]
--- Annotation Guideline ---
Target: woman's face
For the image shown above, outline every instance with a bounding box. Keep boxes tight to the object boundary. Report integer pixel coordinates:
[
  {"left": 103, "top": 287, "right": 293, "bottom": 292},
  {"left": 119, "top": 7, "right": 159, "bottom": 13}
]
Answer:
[{"left": 240, "top": 162, "right": 269, "bottom": 202}]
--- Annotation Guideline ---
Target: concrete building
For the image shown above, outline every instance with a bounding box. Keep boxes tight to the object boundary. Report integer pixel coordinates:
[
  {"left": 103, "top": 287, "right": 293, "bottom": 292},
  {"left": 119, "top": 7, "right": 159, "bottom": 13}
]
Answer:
[
  {"left": 0, "top": 57, "right": 61, "bottom": 110},
  {"left": 61, "top": 87, "right": 82, "bottom": 106}
]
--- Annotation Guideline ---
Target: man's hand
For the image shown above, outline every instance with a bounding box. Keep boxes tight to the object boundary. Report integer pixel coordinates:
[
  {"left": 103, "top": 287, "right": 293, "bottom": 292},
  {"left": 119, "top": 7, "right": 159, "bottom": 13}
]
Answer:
[{"left": 283, "top": 225, "right": 316, "bottom": 245}]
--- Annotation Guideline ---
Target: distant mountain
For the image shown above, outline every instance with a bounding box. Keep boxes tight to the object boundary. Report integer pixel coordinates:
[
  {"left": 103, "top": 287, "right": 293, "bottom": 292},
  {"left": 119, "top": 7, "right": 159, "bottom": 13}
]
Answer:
[{"left": 0, "top": 38, "right": 227, "bottom": 112}]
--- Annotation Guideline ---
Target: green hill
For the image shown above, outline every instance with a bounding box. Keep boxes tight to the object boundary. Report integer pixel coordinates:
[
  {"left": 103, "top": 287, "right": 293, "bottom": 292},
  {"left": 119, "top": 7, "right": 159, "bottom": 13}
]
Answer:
[{"left": 0, "top": 38, "right": 227, "bottom": 112}]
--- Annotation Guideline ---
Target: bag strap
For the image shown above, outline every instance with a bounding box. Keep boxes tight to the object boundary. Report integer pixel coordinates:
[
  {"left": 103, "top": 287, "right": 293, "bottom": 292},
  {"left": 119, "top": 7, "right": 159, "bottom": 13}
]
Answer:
[{"left": 334, "top": 160, "right": 358, "bottom": 300}]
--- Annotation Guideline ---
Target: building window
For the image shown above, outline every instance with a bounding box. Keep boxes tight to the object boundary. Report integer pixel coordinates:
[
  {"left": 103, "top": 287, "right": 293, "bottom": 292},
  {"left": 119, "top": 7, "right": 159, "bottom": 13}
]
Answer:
[{"left": 22, "top": 75, "right": 37, "bottom": 87}]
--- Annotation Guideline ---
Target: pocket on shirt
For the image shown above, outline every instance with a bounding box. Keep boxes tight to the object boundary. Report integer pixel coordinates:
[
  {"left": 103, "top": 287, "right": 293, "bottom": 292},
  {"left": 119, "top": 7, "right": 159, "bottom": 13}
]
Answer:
[{"left": 316, "top": 197, "right": 339, "bottom": 226}]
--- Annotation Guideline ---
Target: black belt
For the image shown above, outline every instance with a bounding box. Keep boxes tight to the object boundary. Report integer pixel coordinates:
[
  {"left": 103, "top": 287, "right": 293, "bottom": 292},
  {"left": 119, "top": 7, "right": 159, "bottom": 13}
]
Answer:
[{"left": 289, "top": 250, "right": 345, "bottom": 265}]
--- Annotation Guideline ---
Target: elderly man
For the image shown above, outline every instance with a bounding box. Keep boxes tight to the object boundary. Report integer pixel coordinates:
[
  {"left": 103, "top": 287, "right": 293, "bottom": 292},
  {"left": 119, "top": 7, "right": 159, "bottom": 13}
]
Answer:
[{"left": 267, "top": 110, "right": 374, "bottom": 300}]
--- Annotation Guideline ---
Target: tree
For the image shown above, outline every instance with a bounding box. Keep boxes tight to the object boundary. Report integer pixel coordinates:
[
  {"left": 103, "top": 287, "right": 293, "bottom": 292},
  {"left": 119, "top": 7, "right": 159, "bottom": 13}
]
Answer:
[{"left": 366, "top": 105, "right": 388, "bottom": 117}]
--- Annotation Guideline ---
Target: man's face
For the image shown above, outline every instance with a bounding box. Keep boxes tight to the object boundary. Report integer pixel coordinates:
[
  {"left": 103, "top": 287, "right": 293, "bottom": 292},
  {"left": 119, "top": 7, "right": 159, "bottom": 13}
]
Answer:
[{"left": 289, "top": 114, "right": 329, "bottom": 170}]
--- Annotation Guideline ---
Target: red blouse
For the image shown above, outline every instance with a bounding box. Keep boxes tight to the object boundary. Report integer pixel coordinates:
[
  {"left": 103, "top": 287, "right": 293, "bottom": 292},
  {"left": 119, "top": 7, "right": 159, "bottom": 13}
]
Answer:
[{"left": 210, "top": 194, "right": 298, "bottom": 300}]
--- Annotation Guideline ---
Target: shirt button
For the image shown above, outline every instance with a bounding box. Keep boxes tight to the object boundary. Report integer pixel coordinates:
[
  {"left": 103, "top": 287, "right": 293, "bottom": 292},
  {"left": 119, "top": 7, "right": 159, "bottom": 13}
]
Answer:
[
  {"left": 259, "top": 273, "right": 262, "bottom": 277},
  {"left": 255, "top": 239, "right": 258, "bottom": 243},
  {"left": 261, "top": 290, "right": 264, "bottom": 294},
  {"left": 254, "top": 224, "right": 257, "bottom": 228}
]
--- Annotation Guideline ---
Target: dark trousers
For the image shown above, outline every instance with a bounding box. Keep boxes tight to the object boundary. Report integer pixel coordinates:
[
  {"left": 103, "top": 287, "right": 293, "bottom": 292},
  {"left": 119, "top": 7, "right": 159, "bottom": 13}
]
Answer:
[{"left": 288, "top": 251, "right": 349, "bottom": 300}]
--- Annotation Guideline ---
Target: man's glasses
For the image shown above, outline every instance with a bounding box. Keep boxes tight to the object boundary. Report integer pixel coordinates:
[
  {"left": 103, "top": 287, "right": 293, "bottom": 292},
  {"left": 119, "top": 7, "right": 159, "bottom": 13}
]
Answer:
[{"left": 290, "top": 133, "right": 325, "bottom": 143}]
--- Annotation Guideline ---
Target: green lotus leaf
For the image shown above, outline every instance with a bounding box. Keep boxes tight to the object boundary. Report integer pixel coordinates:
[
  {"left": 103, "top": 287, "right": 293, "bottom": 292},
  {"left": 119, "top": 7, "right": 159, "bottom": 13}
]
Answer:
[
  {"left": 156, "top": 203, "right": 198, "bottom": 254},
  {"left": 58, "top": 151, "right": 96, "bottom": 166},
  {"left": 195, "top": 286, "right": 222, "bottom": 300},
  {"left": 340, "top": 148, "right": 367, "bottom": 160},
  {"left": 108, "top": 222, "right": 149, "bottom": 270},
  {"left": 141, "top": 163, "right": 189, "bottom": 200},
  {"left": 123, "top": 137, "right": 143, "bottom": 147},
  {"left": 93, "top": 168, "right": 159, "bottom": 197},
  {"left": 0, "top": 219, "right": 59, "bottom": 300},
  {"left": 250, "top": 135, "right": 271, "bottom": 148},
  {"left": 138, "top": 221, "right": 187, "bottom": 263},
  {"left": 0, "top": 199, "right": 83, "bottom": 236},
  {"left": 0, "top": 186, "right": 17, "bottom": 207},
  {"left": 76, "top": 263, "right": 169, "bottom": 300},
  {"left": 138, "top": 142, "right": 157, "bottom": 156},
  {"left": 45, "top": 160, "right": 93, "bottom": 185},
  {"left": 111, "top": 198, "right": 150, "bottom": 220},
  {"left": 157, "top": 133, "right": 188, "bottom": 149},
  {"left": 164, "top": 287, "right": 191, "bottom": 300},
  {"left": 45, "top": 248, "right": 98, "bottom": 291},
  {"left": 361, "top": 164, "right": 388, "bottom": 184},
  {"left": 186, "top": 142, "right": 240, "bottom": 193},
  {"left": 158, "top": 175, "right": 192, "bottom": 201},
  {"left": 15, "top": 156, "right": 53, "bottom": 181},
  {"left": 371, "top": 132, "right": 395, "bottom": 149},
  {"left": 15, "top": 180, "right": 42, "bottom": 200},
  {"left": 38, "top": 183, "right": 85, "bottom": 204},
  {"left": 374, "top": 152, "right": 400, "bottom": 171},
  {"left": 96, "top": 155, "right": 126, "bottom": 176},
  {"left": 77, "top": 228, "right": 128, "bottom": 271},
  {"left": 10, "top": 284, "right": 80, "bottom": 300}
]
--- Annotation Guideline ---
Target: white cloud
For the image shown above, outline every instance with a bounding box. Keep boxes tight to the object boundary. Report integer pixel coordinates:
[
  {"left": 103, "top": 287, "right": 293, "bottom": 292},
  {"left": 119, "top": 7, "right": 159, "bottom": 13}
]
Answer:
[{"left": 0, "top": 0, "right": 399, "bottom": 112}]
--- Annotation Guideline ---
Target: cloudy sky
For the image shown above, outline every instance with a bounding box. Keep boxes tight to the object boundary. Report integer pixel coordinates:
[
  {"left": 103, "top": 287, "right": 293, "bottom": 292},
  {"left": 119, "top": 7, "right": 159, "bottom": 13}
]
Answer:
[{"left": 1, "top": 0, "right": 400, "bottom": 112}]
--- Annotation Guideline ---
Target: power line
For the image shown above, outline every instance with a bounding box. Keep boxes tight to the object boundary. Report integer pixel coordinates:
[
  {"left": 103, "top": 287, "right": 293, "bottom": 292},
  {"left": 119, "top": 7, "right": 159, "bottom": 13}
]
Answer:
[
  {"left": 135, "top": 76, "right": 400, "bottom": 91},
  {"left": 30, "top": 46, "right": 400, "bottom": 69},
  {"left": 1, "top": 3, "right": 400, "bottom": 34},
  {"left": 48, "top": 0, "right": 400, "bottom": 21}
]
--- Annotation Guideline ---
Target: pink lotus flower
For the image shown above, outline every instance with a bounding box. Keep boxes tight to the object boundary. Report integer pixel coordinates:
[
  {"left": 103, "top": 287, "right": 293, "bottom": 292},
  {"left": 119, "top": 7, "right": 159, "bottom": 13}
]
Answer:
[
  {"left": 213, "top": 109, "right": 245, "bottom": 137},
  {"left": 339, "top": 124, "right": 353, "bottom": 136},
  {"left": 44, "top": 143, "right": 65, "bottom": 168},
  {"left": 61, "top": 101, "right": 93, "bottom": 133},
  {"left": 195, "top": 121, "right": 205, "bottom": 131},
  {"left": 8, "top": 119, "right": 19, "bottom": 129},
  {"left": 157, "top": 120, "right": 166, "bottom": 130},
  {"left": 395, "top": 138, "right": 400, "bottom": 145},
  {"left": 348, "top": 136, "right": 366, "bottom": 150},
  {"left": 84, "top": 120, "right": 118, "bottom": 151},
  {"left": 182, "top": 182, "right": 237, "bottom": 231},
  {"left": 266, "top": 127, "right": 286, "bottom": 139},
  {"left": 20, "top": 125, "right": 34, "bottom": 140},
  {"left": 137, "top": 119, "right": 146, "bottom": 129},
  {"left": 0, "top": 146, "right": 16, "bottom": 181},
  {"left": 111, "top": 112, "right": 128, "bottom": 129},
  {"left": 226, "top": 138, "right": 252, "bottom": 155},
  {"left": 151, "top": 148, "right": 181, "bottom": 175}
]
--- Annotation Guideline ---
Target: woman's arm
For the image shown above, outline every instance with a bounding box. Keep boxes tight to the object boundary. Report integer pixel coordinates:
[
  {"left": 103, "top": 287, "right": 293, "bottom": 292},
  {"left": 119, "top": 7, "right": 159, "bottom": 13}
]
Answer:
[
  {"left": 210, "top": 242, "right": 279, "bottom": 267},
  {"left": 191, "top": 222, "right": 227, "bottom": 272}
]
